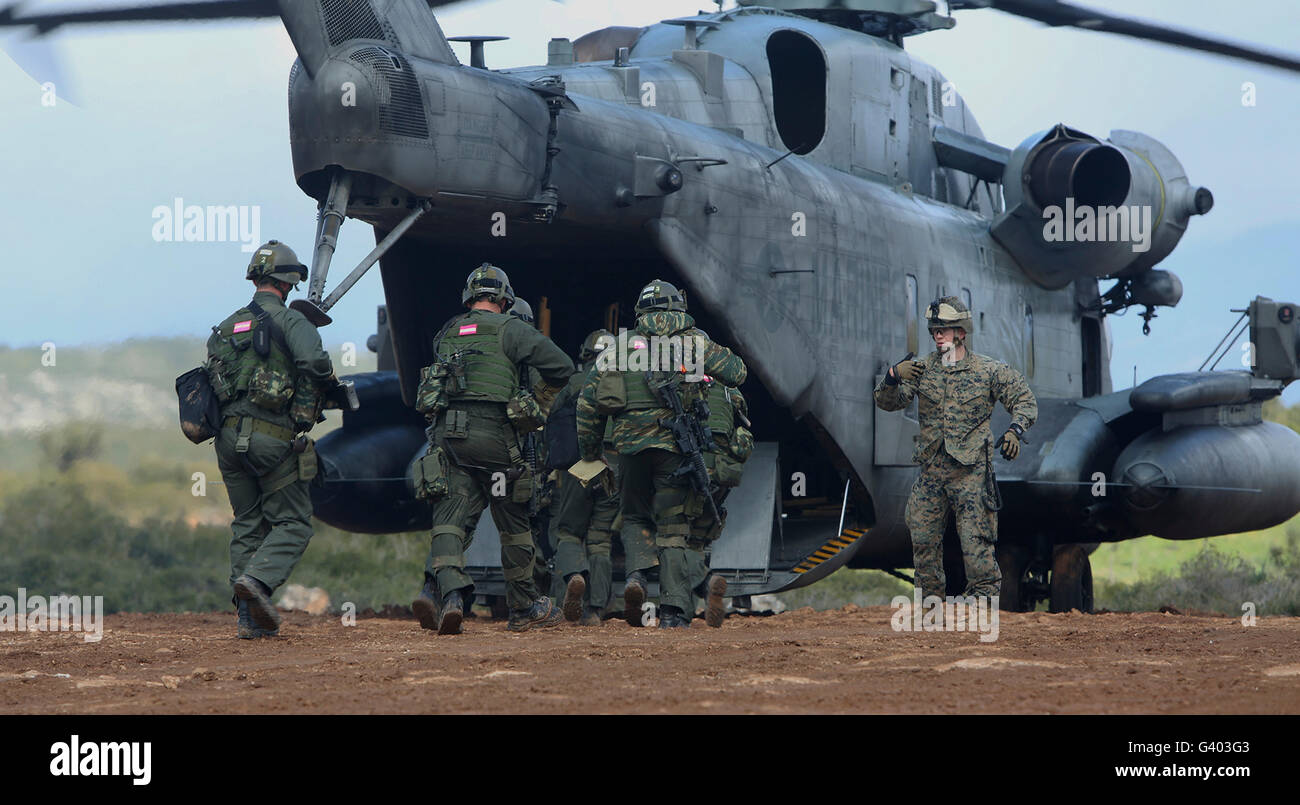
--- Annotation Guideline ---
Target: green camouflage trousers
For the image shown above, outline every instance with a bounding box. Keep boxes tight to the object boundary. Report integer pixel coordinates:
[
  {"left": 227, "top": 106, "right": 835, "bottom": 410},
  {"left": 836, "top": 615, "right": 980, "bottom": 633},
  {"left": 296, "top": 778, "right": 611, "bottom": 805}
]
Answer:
[
  {"left": 215, "top": 424, "right": 314, "bottom": 594},
  {"left": 425, "top": 410, "right": 538, "bottom": 611},
  {"left": 549, "top": 470, "right": 620, "bottom": 611},
  {"left": 904, "top": 449, "right": 1001, "bottom": 600},
  {"left": 619, "top": 448, "right": 710, "bottom": 616}
]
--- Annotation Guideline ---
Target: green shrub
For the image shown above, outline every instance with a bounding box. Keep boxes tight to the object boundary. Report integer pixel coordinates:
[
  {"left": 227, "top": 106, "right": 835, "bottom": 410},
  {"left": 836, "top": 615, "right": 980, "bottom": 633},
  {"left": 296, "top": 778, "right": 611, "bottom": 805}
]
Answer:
[{"left": 1097, "top": 539, "right": 1300, "bottom": 616}]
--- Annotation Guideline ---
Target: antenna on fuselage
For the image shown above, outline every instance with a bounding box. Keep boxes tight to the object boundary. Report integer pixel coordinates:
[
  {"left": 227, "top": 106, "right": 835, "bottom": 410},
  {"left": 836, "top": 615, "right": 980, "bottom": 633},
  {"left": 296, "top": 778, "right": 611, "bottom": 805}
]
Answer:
[{"left": 764, "top": 143, "right": 807, "bottom": 170}]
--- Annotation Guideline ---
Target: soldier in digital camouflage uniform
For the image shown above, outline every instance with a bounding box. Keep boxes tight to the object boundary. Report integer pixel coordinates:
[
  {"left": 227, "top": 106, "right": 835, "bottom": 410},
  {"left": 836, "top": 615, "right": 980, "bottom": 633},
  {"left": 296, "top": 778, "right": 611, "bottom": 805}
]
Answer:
[
  {"left": 205, "top": 240, "right": 336, "bottom": 639},
  {"left": 873, "top": 297, "right": 1037, "bottom": 602},
  {"left": 577, "top": 280, "right": 747, "bottom": 629},
  {"left": 410, "top": 264, "right": 574, "bottom": 635},
  {"left": 550, "top": 329, "right": 621, "bottom": 625}
]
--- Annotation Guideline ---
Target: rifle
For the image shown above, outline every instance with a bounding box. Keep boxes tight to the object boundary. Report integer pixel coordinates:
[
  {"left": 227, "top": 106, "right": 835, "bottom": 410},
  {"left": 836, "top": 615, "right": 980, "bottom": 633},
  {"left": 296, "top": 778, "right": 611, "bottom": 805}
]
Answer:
[
  {"left": 321, "top": 376, "right": 360, "bottom": 411},
  {"left": 518, "top": 365, "right": 542, "bottom": 517},
  {"left": 654, "top": 376, "right": 723, "bottom": 527}
]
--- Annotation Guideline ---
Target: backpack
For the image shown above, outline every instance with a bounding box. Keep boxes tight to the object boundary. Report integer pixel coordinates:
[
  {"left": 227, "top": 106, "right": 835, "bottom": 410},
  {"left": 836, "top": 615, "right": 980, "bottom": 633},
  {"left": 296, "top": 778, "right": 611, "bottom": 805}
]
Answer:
[
  {"left": 176, "top": 366, "right": 222, "bottom": 444},
  {"left": 544, "top": 391, "right": 580, "bottom": 471}
]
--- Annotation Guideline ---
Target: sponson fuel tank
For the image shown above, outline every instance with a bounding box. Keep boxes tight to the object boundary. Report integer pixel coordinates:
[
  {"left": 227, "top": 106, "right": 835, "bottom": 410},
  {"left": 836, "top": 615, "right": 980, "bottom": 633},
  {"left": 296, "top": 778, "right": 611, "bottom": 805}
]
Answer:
[
  {"left": 311, "top": 372, "right": 429, "bottom": 533},
  {"left": 1112, "top": 420, "right": 1300, "bottom": 539}
]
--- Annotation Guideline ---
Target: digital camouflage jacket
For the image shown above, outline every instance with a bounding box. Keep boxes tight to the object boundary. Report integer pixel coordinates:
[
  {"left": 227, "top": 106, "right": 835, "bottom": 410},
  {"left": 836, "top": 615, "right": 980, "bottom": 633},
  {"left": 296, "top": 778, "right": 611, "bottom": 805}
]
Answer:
[{"left": 874, "top": 350, "right": 1037, "bottom": 466}]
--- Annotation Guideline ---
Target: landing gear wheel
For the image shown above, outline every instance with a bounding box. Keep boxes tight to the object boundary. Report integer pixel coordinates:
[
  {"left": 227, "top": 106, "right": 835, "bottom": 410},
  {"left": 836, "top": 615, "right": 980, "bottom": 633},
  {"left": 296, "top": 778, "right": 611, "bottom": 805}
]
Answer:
[
  {"left": 488, "top": 596, "right": 510, "bottom": 620},
  {"left": 1049, "top": 545, "right": 1094, "bottom": 613},
  {"left": 996, "top": 546, "right": 1031, "bottom": 612}
]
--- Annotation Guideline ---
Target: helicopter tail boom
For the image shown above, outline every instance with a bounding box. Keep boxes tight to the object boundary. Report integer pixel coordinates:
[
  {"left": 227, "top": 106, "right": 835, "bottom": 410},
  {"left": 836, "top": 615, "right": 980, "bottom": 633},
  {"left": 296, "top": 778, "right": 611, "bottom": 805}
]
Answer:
[{"left": 275, "top": 0, "right": 458, "bottom": 79}]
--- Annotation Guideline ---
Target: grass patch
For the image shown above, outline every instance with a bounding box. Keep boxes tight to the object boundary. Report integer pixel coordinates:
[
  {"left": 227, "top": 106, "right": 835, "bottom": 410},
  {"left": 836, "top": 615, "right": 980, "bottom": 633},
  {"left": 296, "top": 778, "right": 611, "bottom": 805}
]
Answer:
[
  {"left": 1096, "top": 521, "right": 1300, "bottom": 615},
  {"left": 778, "top": 568, "right": 912, "bottom": 610}
]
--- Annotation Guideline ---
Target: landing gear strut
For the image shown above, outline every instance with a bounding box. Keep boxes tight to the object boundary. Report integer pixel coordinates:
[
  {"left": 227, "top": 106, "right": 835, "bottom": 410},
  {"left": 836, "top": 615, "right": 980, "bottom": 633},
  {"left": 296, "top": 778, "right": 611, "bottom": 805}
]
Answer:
[
  {"left": 290, "top": 168, "right": 431, "bottom": 326},
  {"left": 1049, "top": 544, "right": 1094, "bottom": 613},
  {"left": 997, "top": 541, "right": 1093, "bottom": 613}
]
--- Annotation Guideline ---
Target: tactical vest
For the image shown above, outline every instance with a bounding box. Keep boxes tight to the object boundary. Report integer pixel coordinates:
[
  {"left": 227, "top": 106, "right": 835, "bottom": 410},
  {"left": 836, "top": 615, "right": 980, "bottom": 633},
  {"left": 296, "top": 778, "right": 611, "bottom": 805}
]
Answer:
[
  {"left": 437, "top": 313, "right": 518, "bottom": 403},
  {"left": 621, "top": 368, "right": 664, "bottom": 411},
  {"left": 206, "top": 304, "right": 296, "bottom": 410}
]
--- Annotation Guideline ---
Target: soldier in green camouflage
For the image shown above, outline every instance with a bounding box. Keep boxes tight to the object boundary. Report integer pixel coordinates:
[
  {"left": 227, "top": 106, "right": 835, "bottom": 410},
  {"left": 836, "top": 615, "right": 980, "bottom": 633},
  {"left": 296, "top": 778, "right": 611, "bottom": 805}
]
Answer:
[
  {"left": 576, "top": 280, "right": 747, "bottom": 629},
  {"left": 689, "top": 382, "right": 753, "bottom": 539},
  {"left": 508, "top": 296, "right": 558, "bottom": 598},
  {"left": 684, "top": 379, "right": 753, "bottom": 626},
  {"left": 410, "top": 264, "right": 574, "bottom": 635},
  {"left": 550, "top": 329, "right": 621, "bottom": 625},
  {"left": 873, "top": 297, "right": 1037, "bottom": 603},
  {"left": 205, "top": 240, "right": 336, "bottom": 639}
]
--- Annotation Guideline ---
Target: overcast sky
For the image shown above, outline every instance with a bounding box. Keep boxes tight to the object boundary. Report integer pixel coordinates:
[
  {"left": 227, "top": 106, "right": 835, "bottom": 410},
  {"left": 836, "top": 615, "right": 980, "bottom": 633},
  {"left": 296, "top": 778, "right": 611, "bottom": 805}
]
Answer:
[{"left": 1, "top": 0, "right": 1296, "bottom": 400}]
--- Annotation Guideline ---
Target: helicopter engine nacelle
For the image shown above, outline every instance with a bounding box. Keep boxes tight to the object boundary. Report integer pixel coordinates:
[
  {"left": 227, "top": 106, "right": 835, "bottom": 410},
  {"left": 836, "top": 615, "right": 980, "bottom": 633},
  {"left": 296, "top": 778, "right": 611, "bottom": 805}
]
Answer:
[{"left": 990, "top": 124, "right": 1213, "bottom": 290}]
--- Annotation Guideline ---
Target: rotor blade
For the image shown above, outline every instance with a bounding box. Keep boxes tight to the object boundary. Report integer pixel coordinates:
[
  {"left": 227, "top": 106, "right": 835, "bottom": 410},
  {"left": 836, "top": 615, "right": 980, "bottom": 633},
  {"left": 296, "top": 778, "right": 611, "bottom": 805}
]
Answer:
[
  {"left": 964, "top": 0, "right": 1300, "bottom": 74},
  {"left": 0, "top": 0, "right": 469, "bottom": 35},
  {"left": 1, "top": 32, "right": 80, "bottom": 103},
  {"left": 0, "top": 1, "right": 277, "bottom": 33}
]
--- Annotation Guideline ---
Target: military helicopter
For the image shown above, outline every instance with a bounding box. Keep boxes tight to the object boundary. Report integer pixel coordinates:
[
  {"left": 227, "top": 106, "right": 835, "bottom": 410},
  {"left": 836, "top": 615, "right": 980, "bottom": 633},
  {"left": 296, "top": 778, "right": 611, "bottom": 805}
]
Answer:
[{"left": 9, "top": 0, "right": 1300, "bottom": 613}]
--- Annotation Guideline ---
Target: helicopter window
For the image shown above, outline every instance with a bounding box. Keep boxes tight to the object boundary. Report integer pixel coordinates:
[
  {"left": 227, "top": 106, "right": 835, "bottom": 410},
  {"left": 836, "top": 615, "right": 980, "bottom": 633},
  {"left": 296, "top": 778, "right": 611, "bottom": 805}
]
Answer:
[
  {"left": 906, "top": 275, "right": 918, "bottom": 355},
  {"left": 767, "top": 30, "right": 826, "bottom": 155},
  {"left": 1024, "top": 305, "right": 1036, "bottom": 378},
  {"left": 961, "top": 288, "right": 971, "bottom": 311}
]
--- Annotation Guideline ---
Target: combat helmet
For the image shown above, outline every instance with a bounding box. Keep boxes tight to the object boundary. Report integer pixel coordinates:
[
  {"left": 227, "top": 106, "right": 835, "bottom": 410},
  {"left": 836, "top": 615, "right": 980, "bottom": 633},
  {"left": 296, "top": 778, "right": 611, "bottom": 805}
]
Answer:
[
  {"left": 508, "top": 297, "right": 535, "bottom": 325},
  {"left": 925, "top": 296, "right": 974, "bottom": 336},
  {"left": 462, "top": 263, "right": 515, "bottom": 308},
  {"left": 634, "top": 279, "right": 687, "bottom": 314},
  {"left": 246, "top": 240, "right": 308, "bottom": 286},
  {"left": 579, "top": 328, "right": 613, "bottom": 362}
]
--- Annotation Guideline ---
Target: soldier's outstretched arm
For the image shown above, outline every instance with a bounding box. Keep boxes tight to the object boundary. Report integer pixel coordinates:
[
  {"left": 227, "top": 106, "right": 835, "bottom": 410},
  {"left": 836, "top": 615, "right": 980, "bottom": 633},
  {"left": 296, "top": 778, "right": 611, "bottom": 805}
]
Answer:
[
  {"left": 283, "top": 314, "right": 334, "bottom": 380},
  {"left": 873, "top": 364, "right": 915, "bottom": 411},
  {"left": 701, "top": 340, "right": 747, "bottom": 387},
  {"left": 993, "top": 362, "right": 1038, "bottom": 432},
  {"left": 576, "top": 365, "right": 607, "bottom": 461},
  {"left": 504, "top": 319, "right": 575, "bottom": 413},
  {"left": 504, "top": 321, "right": 575, "bottom": 387}
]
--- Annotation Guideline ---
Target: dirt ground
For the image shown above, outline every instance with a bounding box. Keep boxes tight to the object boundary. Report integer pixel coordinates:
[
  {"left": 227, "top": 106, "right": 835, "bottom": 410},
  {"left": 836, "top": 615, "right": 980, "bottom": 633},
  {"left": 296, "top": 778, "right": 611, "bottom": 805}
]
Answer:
[{"left": 3, "top": 606, "right": 1299, "bottom": 714}]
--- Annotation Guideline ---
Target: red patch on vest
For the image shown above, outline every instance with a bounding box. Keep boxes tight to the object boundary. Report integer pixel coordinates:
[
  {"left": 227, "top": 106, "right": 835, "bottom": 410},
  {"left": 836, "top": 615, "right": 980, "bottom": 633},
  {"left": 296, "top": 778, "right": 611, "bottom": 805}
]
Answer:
[
  {"left": 458, "top": 324, "right": 478, "bottom": 336},
  {"left": 232, "top": 320, "right": 252, "bottom": 333}
]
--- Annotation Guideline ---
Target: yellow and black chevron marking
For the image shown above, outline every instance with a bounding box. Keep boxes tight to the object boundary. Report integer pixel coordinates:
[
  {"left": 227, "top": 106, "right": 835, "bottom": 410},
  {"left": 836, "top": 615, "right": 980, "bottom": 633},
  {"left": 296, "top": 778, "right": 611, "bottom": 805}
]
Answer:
[{"left": 792, "top": 529, "right": 865, "bottom": 574}]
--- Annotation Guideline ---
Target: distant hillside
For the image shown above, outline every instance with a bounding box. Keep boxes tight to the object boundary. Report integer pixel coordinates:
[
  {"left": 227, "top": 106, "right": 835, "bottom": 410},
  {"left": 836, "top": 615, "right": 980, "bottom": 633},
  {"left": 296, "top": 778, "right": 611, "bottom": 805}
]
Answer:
[{"left": 0, "top": 338, "right": 378, "bottom": 469}]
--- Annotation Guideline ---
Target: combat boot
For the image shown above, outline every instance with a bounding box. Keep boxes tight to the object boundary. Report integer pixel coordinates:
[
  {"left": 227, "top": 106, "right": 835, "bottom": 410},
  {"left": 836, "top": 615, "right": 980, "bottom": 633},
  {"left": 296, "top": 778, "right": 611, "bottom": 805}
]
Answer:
[
  {"left": 233, "top": 575, "right": 282, "bottom": 633},
  {"left": 236, "top": 599, "right": 255, "bottom": 639},
  {"left": 579, "top": 606, "right": 603, "bottom": 627},
  {"left": 507, "top": 596, "right": 563, "bottom": 632},
  {"left": 437, "top": 590, "right": 464, "bottom": 636},
  {"left": 657, "top": 605, "right": 690, "bottom": 629},
  {"left": 562, "top": 573, "right": 586, "bottom": 622},
  {"left": 412, "top": 578, "right": 441, "bottom": 631},
  {"left": 703, "top": 574, "right": 727, "bottom": 628},
  {"left": 623, "top": 570, "right": 647, "bottom": 627},
  {"left": 236, "top": 596, "right": 278, "bottom": 639}
]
